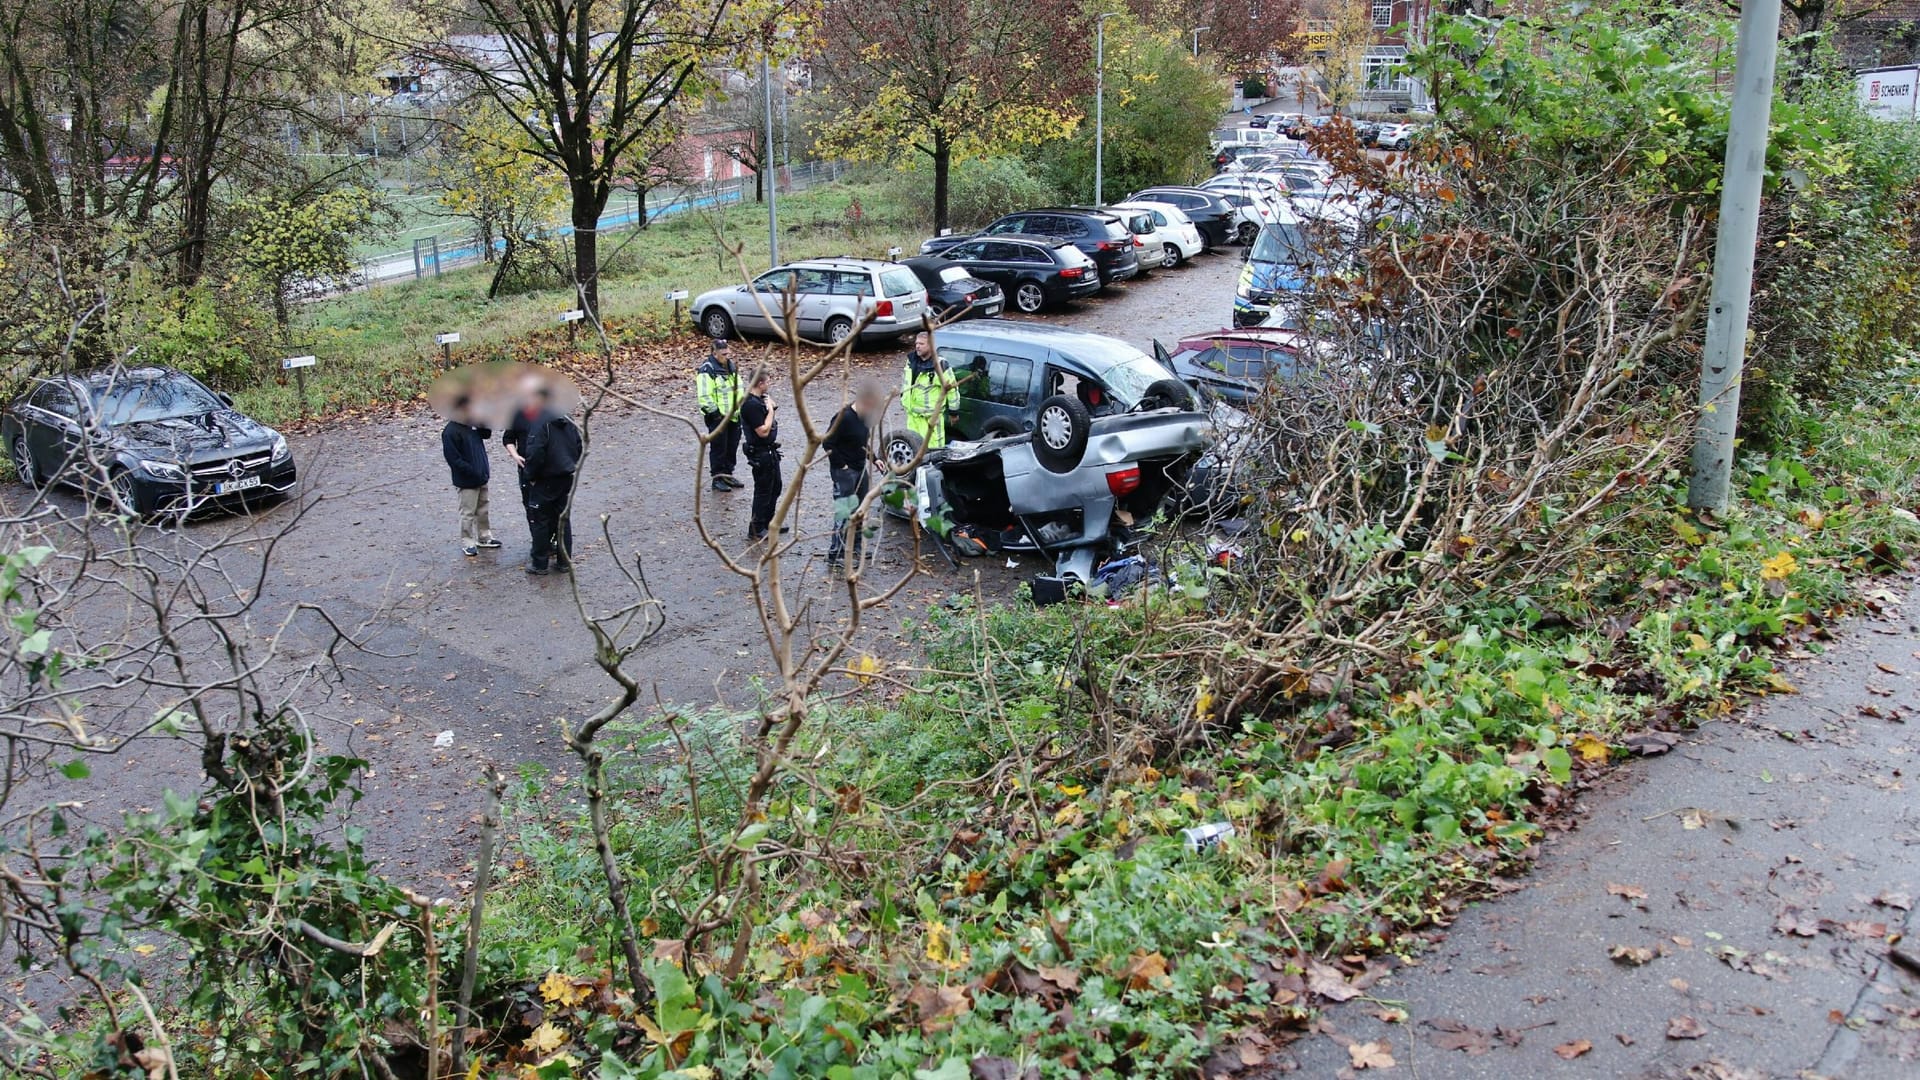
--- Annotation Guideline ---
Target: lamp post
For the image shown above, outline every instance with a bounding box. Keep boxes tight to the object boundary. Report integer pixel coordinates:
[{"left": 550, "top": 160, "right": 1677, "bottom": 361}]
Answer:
[
  {"left": 1094, "top": 12, "right": 1117, "bottom": 207},
  {"left": 762, "top": 49, "right": 778, "bottom": 267},
  {"left": 1190, "top": 25, "right": 1209, "bottom": 57}
]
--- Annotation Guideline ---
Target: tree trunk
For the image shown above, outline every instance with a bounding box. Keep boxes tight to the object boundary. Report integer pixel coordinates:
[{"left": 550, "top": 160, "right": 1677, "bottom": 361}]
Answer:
[
  {"left": 570, "top": 180, "right": 607, "bottom": 317},
  {"left": 932, "top": 133, "right": 952, "bottom": 235},
  {"left": 755, "top": 161, "right": 765, "bottom": 203}
]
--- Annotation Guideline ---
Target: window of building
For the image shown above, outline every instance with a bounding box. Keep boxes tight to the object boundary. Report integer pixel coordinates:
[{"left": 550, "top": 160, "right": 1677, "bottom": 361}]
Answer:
[
  {"left": 1364, "top": 46, "right": 1411, "bottom": 92},
  {"left": 1372, "top": 0, "right": 1394, "bottom": 27}
]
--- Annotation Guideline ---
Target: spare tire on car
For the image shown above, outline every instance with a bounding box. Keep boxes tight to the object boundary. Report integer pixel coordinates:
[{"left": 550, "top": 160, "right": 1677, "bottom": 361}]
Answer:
[
  {"left": 1031, "top": 394, "right": 1091, "bottom": 473},
  {"left": 1138, "top": 378, "right": 1196, "bottom": 412},
  {"left": 882, "top": 428, "right": 926, "bottom": 476}
]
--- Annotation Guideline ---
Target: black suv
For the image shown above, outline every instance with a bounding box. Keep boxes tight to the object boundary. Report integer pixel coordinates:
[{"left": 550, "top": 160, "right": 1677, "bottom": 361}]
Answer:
[
  {"left": 1123, "top": 187, "right": 1237, "bottom": 251},
  {"left": 933, "top": 235, "right": 1103, "bottom": 313},
  {"left": 3, "top": 367, "right": 296, "bottom": 518},
  {"left": 923, "top": 207, "right": 1141, "bottom": 287}
]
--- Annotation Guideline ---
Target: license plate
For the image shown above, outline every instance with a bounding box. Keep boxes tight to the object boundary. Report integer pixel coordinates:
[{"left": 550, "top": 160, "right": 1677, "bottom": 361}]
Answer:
[
  {"left": 214, "top": 475, "right": 262, "bottom": 495},
  {"left": 980, "top": 304, "right": 1001, "bottom": 316}
]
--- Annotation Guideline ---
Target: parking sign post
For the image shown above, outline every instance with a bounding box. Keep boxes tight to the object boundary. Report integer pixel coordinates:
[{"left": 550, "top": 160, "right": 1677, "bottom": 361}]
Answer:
[
  {"left": 664, "top": 289, "right": 688, "bottom": 328},
  {"left": 434, "top": 331, "right": 460, "bottom": 371},
  {"left": 558, "top": 308, "right": 585, "bottom": 347},
  {"left": 282, "top": 354, "right": 317, "bottom": 414}
]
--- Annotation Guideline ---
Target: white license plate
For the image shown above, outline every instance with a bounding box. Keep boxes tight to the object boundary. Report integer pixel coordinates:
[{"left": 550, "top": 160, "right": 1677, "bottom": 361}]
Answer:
[
  {"left": 980, "top": 303, "right": 1001, "bottom": 316},
  {"left": 214, "top": 475, "right": 262, "bottom": 495}
]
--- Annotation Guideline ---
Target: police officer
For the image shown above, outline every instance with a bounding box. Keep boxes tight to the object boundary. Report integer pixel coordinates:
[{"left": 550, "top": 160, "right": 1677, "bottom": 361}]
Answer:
[
  {"left": 695, "top": 336, "right": 743, "bottom": 491},
  {"left": 739, "top": 366, "right": 783, "bottom": 541},
  {"left": 901, "top": 331, "right": 958, "bottom": 450}
]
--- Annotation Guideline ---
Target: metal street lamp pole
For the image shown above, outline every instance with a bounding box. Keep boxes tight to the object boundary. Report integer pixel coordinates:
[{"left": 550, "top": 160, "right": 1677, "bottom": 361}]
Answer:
[
  {"left": 1686, "top": 0, "right": 1780, "bottom": 511},
  {"left": 1191, "top": 25, "right": 1209, "bottom": 58},
  {"left": 763, "top": 49, "right": 778, "bottom": 267},
  {"left": 1095, "top": 13, "right": 1116, "bottom": 207}
]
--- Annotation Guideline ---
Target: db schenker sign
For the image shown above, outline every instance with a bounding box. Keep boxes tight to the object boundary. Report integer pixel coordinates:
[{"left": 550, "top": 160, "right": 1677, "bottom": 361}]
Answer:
[{"left": 1857, "top": 66, "right": 1919, "bottom": 121}]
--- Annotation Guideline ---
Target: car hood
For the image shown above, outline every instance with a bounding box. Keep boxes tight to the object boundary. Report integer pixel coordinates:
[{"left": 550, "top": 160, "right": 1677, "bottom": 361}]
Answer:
[{"left": 107, "top": 411, "right": 277, "bottom": 461}]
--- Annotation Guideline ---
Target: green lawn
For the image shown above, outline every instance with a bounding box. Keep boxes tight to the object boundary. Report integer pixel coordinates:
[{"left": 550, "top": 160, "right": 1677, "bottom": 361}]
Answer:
[{"left": 245, "top": 178, "right": 923, "bottom": 425}]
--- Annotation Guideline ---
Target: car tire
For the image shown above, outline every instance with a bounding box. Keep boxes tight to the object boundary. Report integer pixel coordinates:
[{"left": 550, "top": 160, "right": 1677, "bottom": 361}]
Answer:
[
  {"left": 1236, "top": 222, "right": 1259, "bottom": 245},
  {"left": 1031, "top": 395, "right": 1090, "bottom": 474},
  {"left": 823, "top": 316, "right": 854, "bottom": 346},
  {"left": 700, "top": 307, "right": 736, "bottom": 340},
  {"left": 1013, "top": 282, "right": 1047, "bottom": 314},
  {"left": 882, "top": 428, "right": 926, "bottom": 476},
  {"left": 10, "top": 433, "right": 38, "bottom": 489},
  {"left": 106, "top": 467, "right": 148, "bottom": 520},
  {"left": 1139, "top": 378, "right": 1197, "bottom": 412},
  {"left": 1164, "top": 242, "right": 1184, "bottom": 267},
  {"left": 979, "top": 418, "right": 1021, "bottom": 439}
]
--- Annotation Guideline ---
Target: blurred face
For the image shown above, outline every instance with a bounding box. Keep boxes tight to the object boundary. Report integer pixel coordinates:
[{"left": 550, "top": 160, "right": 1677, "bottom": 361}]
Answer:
[{"left": 913, "top": 333, "right": 932, "bottom": 358}]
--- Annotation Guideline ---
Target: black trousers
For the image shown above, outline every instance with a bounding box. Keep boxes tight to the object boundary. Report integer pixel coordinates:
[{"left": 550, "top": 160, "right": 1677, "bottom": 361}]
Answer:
[
  {"left": 828, "top": 463, "right": 869, "bottom": 562},
  {"left": 747, "top": 450, "right": 782, "bottom": 536},
  {"left": 703, "top": 411, "right": 739, "bottom": 478},
  {"left": 525, "top": 474, "right": 575, "bottom": 569}
]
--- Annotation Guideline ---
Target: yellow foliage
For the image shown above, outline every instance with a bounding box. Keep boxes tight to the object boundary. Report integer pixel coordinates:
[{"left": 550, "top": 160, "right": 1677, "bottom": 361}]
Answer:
[
  {"left": 1760, "top": 550, "right": 1799, "bottom": 580},
  {"left": 522, "top": 1021, "right": 568, "bottom": 1055}
]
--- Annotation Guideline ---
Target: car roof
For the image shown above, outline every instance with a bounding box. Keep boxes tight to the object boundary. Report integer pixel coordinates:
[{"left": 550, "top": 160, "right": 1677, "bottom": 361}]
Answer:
[
  {"left": 1005, "top": 206, "right": 1122, "bottom": 221},
  {"left": 781, "top": 257, "right": 897, "bottom": 273},
  {"left": 953, "top": 233, "right": 1071, "bottom": 248},
  {"left": 1133, "top": 185, "right": 1222, "bottom": 198},
  {"left": 935, "top": 321, "right": 1153, "bottom": 374}
]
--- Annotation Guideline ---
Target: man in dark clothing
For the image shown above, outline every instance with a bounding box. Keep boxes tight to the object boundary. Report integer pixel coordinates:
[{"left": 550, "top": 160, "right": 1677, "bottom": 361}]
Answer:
[
  {"left": 506, "top": 389, "right": 583, "bottom": 575},
  {"left": 695, "top": 337, "right": 743, "bottom": 491},
  {"left": 441, "top": 398, "right": 501, "bottom": 557},
  {"left": 824, "top": 381, "right": 884, "bottom": 567},
  {"left": 739, "top": 366, "right": 783, "bottom": 541}
]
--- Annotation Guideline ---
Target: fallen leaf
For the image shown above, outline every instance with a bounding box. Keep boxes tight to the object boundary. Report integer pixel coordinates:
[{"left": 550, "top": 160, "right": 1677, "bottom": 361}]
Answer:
[
  {"left": 1681, "top": 809, "right": 1707, "bottom": 830},
  {"left": 1348, "top": 1040, "right": 1396, "bottom": 1070},
  {"left": 1623, "top": 730, "right": 1679, "bottom": 755},
  {"left": 1760, "top": 550, "right": 1798, "bottom": 580},
  {"left": 1836, "top": 919, "right": 1889, "bottom": 940},
  {"left": 1616, "top": 1033, "right": 1635, "bottom": 1046},
  {"left": 1607, "top": 882, "right": 1649, "bottom": 901},
  {"left": 1554, "top": 1039, "right": 1593, "bottom": 1060},
  {"left": 1670, "top": 977, "right": 1690, "bottom": 991},
  {"left": 905, "top": 984, "right": 972, "bottom": 1034},
  {"left": 1774, "top": 908, "right": 1821, "bottom": 938},
  {"left": 1876, "top": 891, "right": 1914, "bottom": 911},
  {"left": 1370, "top": 1006, "right": 1409, "bottom": 1024},
  {"left": 1120, "top": 950, "right": 1169, "bottom": 991},
  {"left": 1424, "top": 1017, "right": 1492, "bottom": 1056},
  {"left": 1877, "top": 662, "right": 1901, "bottom": 676},
  {"left": 523, "top": 1021, "right": 568, "bottom": 1055},
  {"left": 1307, "top": 960, "right": 1363, "bottom": 1002},
  {"left": 1572, "top": 733, "right": 1611, "bottom": 762},
  {"left": 1610, "top": 945, "right": 1655, "bottom": 966},
  {"left": 1667, "top": 1015, "right": 1706, "bottom": 1040}
]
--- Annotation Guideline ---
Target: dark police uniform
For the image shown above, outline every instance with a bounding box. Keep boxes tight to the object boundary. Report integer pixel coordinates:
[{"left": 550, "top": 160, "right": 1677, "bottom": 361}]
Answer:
[
  {"left": 514, "top": 408, "right": 582, "bottom": 573},
  {"left": 739, "top": 390, "right": 781, "bottom": 539}
]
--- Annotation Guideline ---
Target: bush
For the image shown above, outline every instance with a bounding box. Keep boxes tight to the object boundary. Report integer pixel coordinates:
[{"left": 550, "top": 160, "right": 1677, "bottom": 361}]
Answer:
[
  {"left": 887, "top": 155, "right": 1061, "bottom": 230},
  {"left": 117, "top": 275, "right": 275, "bottom": 390}
]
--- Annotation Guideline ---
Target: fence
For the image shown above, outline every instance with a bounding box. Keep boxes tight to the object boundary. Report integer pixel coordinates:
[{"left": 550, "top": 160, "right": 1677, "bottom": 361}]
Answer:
[{"left": 351, "top": 159, "right": 852, "bottom": 292}]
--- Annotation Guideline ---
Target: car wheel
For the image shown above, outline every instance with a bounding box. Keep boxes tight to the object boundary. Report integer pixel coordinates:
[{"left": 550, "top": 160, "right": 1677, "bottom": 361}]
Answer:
[
  {"left": 979, "top": 418, "right": 1022, "bottom": 439},
  {"left": 1139, "top": 378, "right": 1197, "bottom": 412},
  {"left": 1013, "top": 282, "right": 1047, "bottom": 314},
  {"left": 701, "top": 307, "right": 736, "bottom": 340},
  {"left": 1031, "top": 395, "right": 1091, "bottom": 474},
  {"left": 106, "top": 468, "right": 147, "bottom": 520},
  {"left": 1164, "top": 242, "right": 1184, "bottom": 267},
  {"left": 1235, "top": 222, "right": 1259, "bottom": 245},
  {"left": 1395, "top": 139, "right": 1409, "bottom": 151},
  {"left": 823, "top": 316, "right": 855, "bottom": 346},
  {"left": 10, "top": 433, "right": 38, "bottom": 489},
  {"left": 883, "top": 428, "right": 926, "bottom": 476}
]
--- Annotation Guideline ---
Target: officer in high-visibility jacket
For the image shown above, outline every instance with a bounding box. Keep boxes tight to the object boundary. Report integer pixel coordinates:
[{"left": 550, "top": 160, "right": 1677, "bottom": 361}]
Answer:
[
  {"left": 695, "top": 336, "right": 744, "bottom": 491},
  {"left": 900, "top": 331, "right": 958, "bottom": 449}
]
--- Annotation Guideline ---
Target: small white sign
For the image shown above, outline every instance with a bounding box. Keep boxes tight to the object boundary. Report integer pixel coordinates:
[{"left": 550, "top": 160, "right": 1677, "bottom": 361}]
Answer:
[
  {"left": 434, "top": 332, "right": 461, "bottom": 345},
  {"left": 663, "top": 289, "right": 689, "bottom": 302},
  {"left": 887, "top": 246, "right": 903, "bottom": 258},
  {"left": 558, "top": 309, "right": 586, "bottom": 323},
  {"left": 281, "top": 355, "right": 317, "bottom": 370}
]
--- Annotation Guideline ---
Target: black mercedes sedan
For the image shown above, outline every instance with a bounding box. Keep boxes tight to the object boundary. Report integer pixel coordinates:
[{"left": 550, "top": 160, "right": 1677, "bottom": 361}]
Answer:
[
  {"left": 3, "top": 366, "right": 296, "bottom": 518},
  {"left": 925, "top": 235, "right": 1102, "bottom": 314},
  {"left": 900, "top": 255, "right": 1005, "bottom": 322}
]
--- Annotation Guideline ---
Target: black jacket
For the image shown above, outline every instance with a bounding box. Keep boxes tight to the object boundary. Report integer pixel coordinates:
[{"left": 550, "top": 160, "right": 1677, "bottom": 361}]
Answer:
[
  {"left": 442, "top": 421, "right": 491, "bottom": 489},
  {"left": 823, "top": 405, "right": 870, "bottom": 471},
  {"left": 522, "top": 410, "right": 583, "bottom": 480}
]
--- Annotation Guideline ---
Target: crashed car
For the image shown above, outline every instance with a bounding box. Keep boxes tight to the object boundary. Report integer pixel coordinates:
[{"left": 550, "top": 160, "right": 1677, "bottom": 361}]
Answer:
[{"left": 882, "top": 323, "right": 1210, "bottom": 584}]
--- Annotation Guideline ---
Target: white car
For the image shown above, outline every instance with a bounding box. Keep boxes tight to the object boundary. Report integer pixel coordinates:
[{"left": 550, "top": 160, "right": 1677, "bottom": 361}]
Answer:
[
  {"left": 693, "top": 257, "right": 929, "bottom": 345},
  {"left": 1372, "top": 123, "right": 1416, "bottom": 151},
  {"left": 1103, "top": 205, "right": 1169, "bottom": 272},
  {"left": 1200, "top": 176, "right": 1295, "bottom": 243},
  {"left": 1109, "top": 201, "right": 1205, "bottom": 267}
]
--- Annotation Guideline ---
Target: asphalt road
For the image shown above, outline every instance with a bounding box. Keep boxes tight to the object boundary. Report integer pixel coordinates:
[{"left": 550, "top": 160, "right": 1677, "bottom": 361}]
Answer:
[{"left": 1, "top": 244, "right": 1246, "bottom": 917}]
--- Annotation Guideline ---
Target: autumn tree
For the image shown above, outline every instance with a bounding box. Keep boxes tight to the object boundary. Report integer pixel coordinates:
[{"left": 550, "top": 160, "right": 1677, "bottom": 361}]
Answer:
[
  {"left": 1128, "top": 0, "right": 1303, "bottom": 68},
  {"left": 1038, "top": 22, "right": 1228, "bottom": 197},
  {"left": 428, "top": 0, "right": 756, "bottom": 317},
  {"left": 815, "top": 0, "right": 1092, "bottom": 233},
  {"left": 1298, "top": 0, "right": 1373, "bottom": 114},
  {"left": 430, "top": 110, "right": 570, "bottom": 297},
  {"left": 231, "top": 185, "right": 383, "bottom": 328}
]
